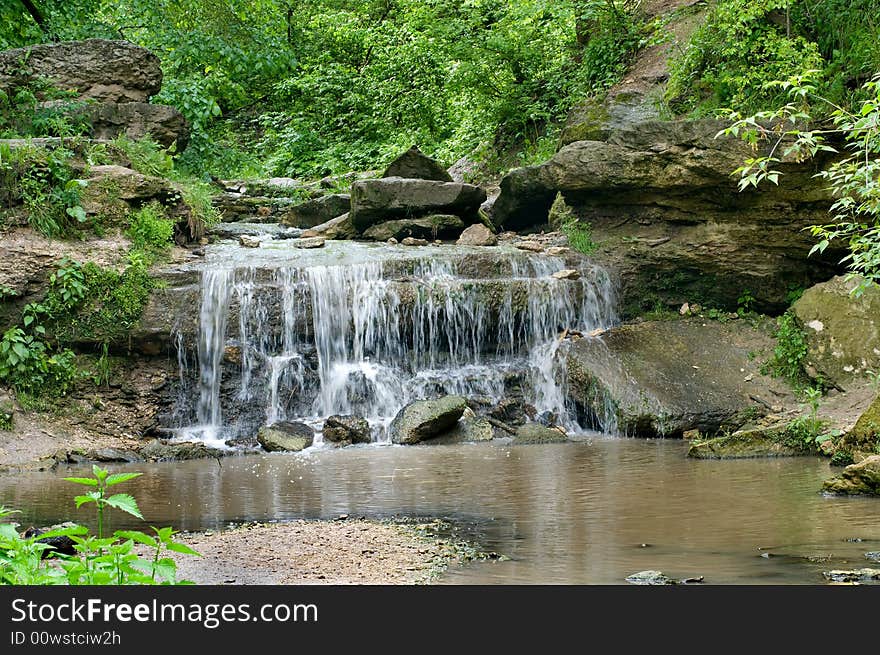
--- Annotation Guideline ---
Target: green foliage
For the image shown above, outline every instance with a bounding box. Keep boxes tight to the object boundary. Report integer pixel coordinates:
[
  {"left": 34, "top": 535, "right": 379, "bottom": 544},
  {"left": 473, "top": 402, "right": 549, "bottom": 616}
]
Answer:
[
  {"left": 830, "top": 449, "right": 855, "bottom": 466},
  {"left": 780, "top": 415, "right": 827, "bottom": 452},
  {"left": 561, "top": 219, "right": 598, "bottom": 255},
  {"left": 126, "top": 202, "right": 174, "bottom": 254},
  {"left": 722, "top": 74, "right": 880, "bottom": 291},
  {"left": 667, "top": 0, "right": 825, "bottom": 116},
  {"left": 736, "top": 289, "right": 755, "bottom": 316},
  {"left": 763, "top": 310, "right": 810, "bottom": 389},
  {"left": 0, "top": 143, "right": 89, "bottom": 238},
  {"left": 0, "top": 76, "right": 93, "bottom": 139},
  {"left": 111, "top": 134, "right": 175, "bottom": 179},
  {"left": 0, "top": 467, "right": 199, "bottom": 585}
]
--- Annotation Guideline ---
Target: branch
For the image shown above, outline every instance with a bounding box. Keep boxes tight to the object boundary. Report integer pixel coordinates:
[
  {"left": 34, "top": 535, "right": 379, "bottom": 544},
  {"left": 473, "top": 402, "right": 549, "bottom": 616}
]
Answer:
[{"left": 19, "top": 0, "right": 45, "bottom": 29}]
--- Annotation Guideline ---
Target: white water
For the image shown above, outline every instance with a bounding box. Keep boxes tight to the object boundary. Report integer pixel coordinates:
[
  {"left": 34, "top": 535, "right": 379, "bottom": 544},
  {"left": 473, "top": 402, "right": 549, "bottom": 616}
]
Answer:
[{"left": 172, "top": 242, "right": 617, "bottom": 444}]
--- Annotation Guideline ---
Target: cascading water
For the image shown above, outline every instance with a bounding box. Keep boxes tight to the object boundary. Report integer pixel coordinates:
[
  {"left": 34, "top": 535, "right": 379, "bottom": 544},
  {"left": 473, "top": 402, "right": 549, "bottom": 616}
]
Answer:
[{"left": 171, "top": 241, "right": 617, "bottom": 445}]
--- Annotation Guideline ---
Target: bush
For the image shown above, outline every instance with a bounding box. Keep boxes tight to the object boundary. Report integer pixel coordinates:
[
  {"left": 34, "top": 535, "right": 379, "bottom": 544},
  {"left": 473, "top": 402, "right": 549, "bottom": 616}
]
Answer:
[
  {"left": 126, "top": 202, "right": 174, "bottom": 254},
  {"left": 763, "top": 310, "right": 810, "bottom": 390}
]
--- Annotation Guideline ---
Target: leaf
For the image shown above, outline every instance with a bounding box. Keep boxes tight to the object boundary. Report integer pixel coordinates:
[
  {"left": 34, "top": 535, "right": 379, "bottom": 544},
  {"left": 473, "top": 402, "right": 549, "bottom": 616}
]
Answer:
[
  {"left": 92, "top": 464, "right": 108, "bottom": 481},
  {"left": 106, "top": 472, "right": 143, "bottom": 487},
  {"left": 104, "top": 493, "right": 143, "bottom": 519},
  {"left": 166, "top": 541, "right": 201, "bottom": 557},
  {"left": 66, "top": 206, "right": 87, "bottom": 223},
  {"left": 115, "top": 530, "right": 157, "bottom": 548},
  {"left": 74, "top": 493, "right": 99, "bottom": 508},
  {"left": 63, "top": 477, "right": 99, "bottom": 487}
]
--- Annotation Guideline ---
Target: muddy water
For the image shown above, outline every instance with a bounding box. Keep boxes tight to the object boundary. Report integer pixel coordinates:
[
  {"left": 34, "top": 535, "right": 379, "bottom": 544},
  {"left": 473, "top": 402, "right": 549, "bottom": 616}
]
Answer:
[{"left": 3, "top": 438, "right": 879, "bottom": 584}]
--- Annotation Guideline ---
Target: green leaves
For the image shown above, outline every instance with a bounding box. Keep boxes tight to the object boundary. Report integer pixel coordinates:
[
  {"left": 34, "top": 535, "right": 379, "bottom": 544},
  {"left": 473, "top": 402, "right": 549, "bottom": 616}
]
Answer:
[{"left": 104, "top": 494, "right": 144, "bottom": 519}]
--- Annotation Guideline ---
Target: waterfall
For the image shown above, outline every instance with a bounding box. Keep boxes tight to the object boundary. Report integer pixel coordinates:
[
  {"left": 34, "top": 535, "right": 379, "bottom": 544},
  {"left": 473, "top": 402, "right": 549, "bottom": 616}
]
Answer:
[{"left": 171, "top": 243, "right": 617, "bottom": 445}]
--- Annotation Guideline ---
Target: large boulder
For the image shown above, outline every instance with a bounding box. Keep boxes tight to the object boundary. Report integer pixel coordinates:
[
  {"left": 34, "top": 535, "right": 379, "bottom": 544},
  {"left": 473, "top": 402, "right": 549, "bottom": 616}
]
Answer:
[
  {"left": 350, "top": 178, "right": 486, "bottom": 232},
  {"left": 80, "top": 165, "right": 179, "bottom": 216},
  {"left": 840, "top": 393, "right": 880, "bottom": 457},
  {"left": 491, "top": 119, "right": 842, "bottom": 314},
  {"left": 822, "top": 455, "right": 880, "bottom": 496},
  {"left": 307, "top": 212, "right": 358, "bottom": 239},
  {"left": 792, "top": 276, "right": 880, "bottom": 387},
  {"left": 382, "top": 145, "right": 452, "bottom": 182},
  {"left": 257, "top": 421, "right": 315, "bottom": 452},
  {"left": 0, "top": 39, "right": 162, "bottom": 103},
  {"left": 362, "top": 214, "right": 464, "bottom": 241},
  {"left": 687, "top": 421, "right": 812, "bottom": 459},
  {"left": 564, "top": 319, "right": 788, "bottom": 437},
  {"left": 426, "top": 409, "right": 495, "bottom": 445},
  {"left": 389, "top": 395, "right": 468, "bottom": 445},
  {"left": 323, "top": 415, "right": 372, "bottom": 446},
  {"left": 281, "top": 194, "right": 351, "bottom": 229}
]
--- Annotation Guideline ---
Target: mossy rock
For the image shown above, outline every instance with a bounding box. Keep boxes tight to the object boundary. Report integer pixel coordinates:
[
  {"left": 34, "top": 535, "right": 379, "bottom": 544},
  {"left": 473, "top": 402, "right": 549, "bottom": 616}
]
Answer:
[
  {"left": 512, "top": 423, "right": 567, "bottom": 444},
  {"left": 257, "top": 421, "right": 315, "bottom": 452},
  {"left": 687, "top": 422, "right": 810, "bottom": 459},
  {"left": 390, "top": 395, "right": 468, "bottom": 445},
  {"left": 822, "top": 455, "right": 880, "bottom": 496},
  {"left": 844, "top": 393, "right": 880, "bottom": 450}
]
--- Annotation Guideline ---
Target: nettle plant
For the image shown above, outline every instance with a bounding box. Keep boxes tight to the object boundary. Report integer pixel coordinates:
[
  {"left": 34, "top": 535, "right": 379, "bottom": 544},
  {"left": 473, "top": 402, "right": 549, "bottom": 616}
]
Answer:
[
  {"left": 0, "top": 465, "right": 199, "bottom": 585},
  {"left": 718, "top": 71, "right": 880, "bottom": 293}
]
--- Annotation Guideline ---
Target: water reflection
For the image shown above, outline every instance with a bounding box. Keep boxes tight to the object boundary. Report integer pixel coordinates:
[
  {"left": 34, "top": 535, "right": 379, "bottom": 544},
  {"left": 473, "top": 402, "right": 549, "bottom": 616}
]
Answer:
[{"left": 2, "top": 438, "right": 879, "bottom": 584}]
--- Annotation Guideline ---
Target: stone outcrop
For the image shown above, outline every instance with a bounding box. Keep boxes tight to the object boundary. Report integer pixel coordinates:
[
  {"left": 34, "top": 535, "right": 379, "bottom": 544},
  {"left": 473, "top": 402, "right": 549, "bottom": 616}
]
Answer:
[
  {"left": 0, "top": 39, "right": 187, "bottom": 150},
  {"left": 350, "top": 178, "right": 486, "bottom": 233},
  {"left": 564, "top": 318, "right": 789, "bottom": 437},
  {"left": 0, "top": 39, "right": 162, "bottom": 103},
  {"left": 492, "top": 119, "right": 843, "bottom": 313},
  {"left": 513, "top": 423, "right": 567, "bottom": 444},
  {"left": 687, "top": 422, "right": 809, "bottom": 459},
  {"left": 382, "top": 145, "right": 452, "bottom": 182},
  {"left": 362, "top": 214, "right": 465, "bottom": 241},
  {"left": 793, "top": 275, "right": 880, "bottom": 387},
  {"left": 389, "top": 396, "right": 468, "bottom": 445}
]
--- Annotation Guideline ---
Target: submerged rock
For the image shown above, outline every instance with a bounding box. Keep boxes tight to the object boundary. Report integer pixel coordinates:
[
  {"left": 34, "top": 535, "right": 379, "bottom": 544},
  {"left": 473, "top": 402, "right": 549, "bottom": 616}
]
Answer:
[
  {"left": 323, "top": 415, "right": 372, "bottom": 446},
  {"left": 258, "top": 422, "right": 315, "bottom": 452},
  {"left": 625, "top": 570, "right": 673, "bottom": 585},
  {"left": 238, "top": 234, "right": 261, "bottom": 248},
  {"left": 290, "top": 236, "right": 326, "bottom": 249},
  {"left": 565, "top": 319, "right": 777, "bottom": 437},
  {"left": 456, "top": 223, "right": 497, "bottom": 246},
  {"left": 513, "top": 423, "right": 567, "bottom": 444},
  {"left": 390, "top": 396, "right": 468, "bottom": 445},
  {"left": 822, "top": 455, "right": 880, "bottom": 496},
  {"left": 687, "top": 422, "right": 811, "bottom": 459},
  {"left": 822, "top": 568, "right": 880, "bottom": 583},
  {"left": 382, "top": 145, "right": 452, "bottom": 182}
]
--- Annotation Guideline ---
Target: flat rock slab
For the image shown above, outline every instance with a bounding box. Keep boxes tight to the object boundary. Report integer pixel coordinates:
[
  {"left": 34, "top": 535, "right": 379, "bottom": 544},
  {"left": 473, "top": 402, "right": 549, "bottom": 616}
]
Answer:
[{"left": 565, "top": 318, "right": 788, "bottom": 436}]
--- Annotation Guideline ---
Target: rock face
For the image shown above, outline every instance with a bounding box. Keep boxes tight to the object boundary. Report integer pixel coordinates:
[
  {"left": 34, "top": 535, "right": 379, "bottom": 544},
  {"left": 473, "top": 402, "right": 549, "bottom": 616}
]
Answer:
[
  {"left": 389, "top": 396, "right": 468, "bottom": 445},
  {"left": 80, "top": 165, "right": 180, "bottom": 216},
  {"left": 84, "top": 101, "right": 189, "bottom": 149},
  {"left": 822, "top": 455, "right": 880, "bottom": 496},
  {"left": 382, "top": 145, "right": 452, "bottom": 182},
  {"left": 362, "top": 214, "right": 465, "bottom": 241},
  {"left": 350, "top": 178, "right": 486, "bottom": 232},
  {"left": 843, "top": 394, "right": 880, "bottom": 453},
  {"left": 323, "top": 415, "right": 372, "bottom": 446},
  {"left": 513, "top": 423, "right": 567, "bottom": 444},
  {"left": 492, "top": 119, "right": 842, "bottom": 313},
  {"left": 793, "top": 276, "right": 880, "bottom": 387},
  {"left": 0, "top": 39, "right": 162, "bottom": 103},
  {"left": 565, "top": 319, "right": 784, "bottom": 437},
  {"left": 257, "top": 422, "right": 315, "bottom": 452},
  {"left": 456, "top": 223, "right": 497, "bottom": 246},
  {"left": 281, "top": 194, "right": 351, "bottom": 229}
]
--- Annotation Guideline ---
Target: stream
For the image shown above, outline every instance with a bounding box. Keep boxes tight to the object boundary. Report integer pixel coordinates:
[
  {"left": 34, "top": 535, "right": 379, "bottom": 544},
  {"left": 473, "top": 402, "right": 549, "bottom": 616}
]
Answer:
[{"left": 4, "top": 438, "right": 880, "bottom": 584}]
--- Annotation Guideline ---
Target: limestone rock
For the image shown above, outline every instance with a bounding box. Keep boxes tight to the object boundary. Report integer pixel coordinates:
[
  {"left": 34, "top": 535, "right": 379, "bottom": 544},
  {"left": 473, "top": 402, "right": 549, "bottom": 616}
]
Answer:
[
  {"left": 390, "top": 396, "right": 468, "bottom": 445},
  {"left": 428, "top": 410, "right": 495, "bottom": 445},
  {"left": 80, "top": 165, "right": 179, "bottom": 215},
  {"left": 687, "top": 422, "right": 808, "bottom": 459},
  {"left": 515, "top": 241, "right": 544, "bottom": 253},
  {"left": 625, "top": 570, "right": 674, "bottom": 585},
  {"left": 382, "top": 145, "right": 452, "bottom": 182},
  {"left": 238, "top": 235, "right": 261, "bottom": 248},
  {"left": 308, "top": 212, "right": 357, "bottom": 240},
  {"left": 362, "top": 214, "right": 465, "bottom": 241},
  {"left": 401, "top": 237, "right": 428, "bottom": 246},
  {"left": 257, "top": 422, "right": 315, "bottom": 452},
  {"left": 843, "top": 394, "right": 880, "bottom": 451},
  {"left": 456, "top": 223, "right": 497, "bottom": 246},
  {"left": 513, "top": 423, "right": 567, "bottom": 444},
  {"left": 792, "top": 275, "right": 880, "bottom": 386},
  {"left": 291, "top": 237, "right": 326, "bottom": 249},
  {"left": 552, "top": 269, "right": 581, "bottom": 281},
  {"left": 350, "top": 178, "right": 486, "bottom": 232},
  {"left": 140, "top": 439, "right": 227, "bottom": 461},
  {"left": 0, "top": 39, "right": 162, "bottom": 103},
  {"left": 822, "top": 455, "right": 880, "bottom": 496},
  {"left": 323, "top": 415, "right": 372, "bottom": 446},
  {"left": 565, "top": 319, "right": 779, "bottom": 437},
  {"left": 822, "top": 568, "right": 880, "bottom": 582},
  {"left": 84, "top": 101, "right": 188, "bottom": 150},
  {"left": 281, "top": 194, "right": 351, "bottom": 229}
]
